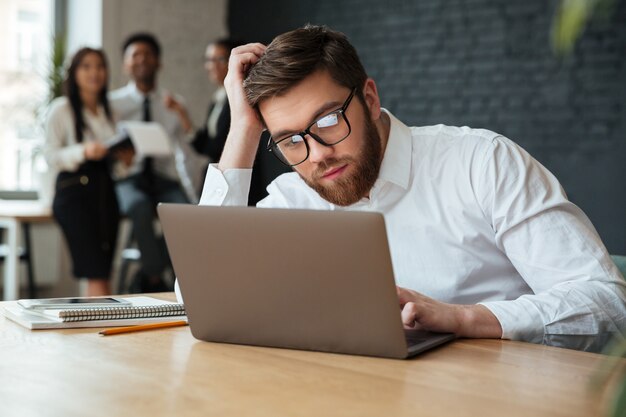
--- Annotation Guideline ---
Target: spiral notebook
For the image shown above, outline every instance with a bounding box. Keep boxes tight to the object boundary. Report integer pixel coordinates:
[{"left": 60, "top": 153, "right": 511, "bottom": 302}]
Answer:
[{"left": 3, "top": 296, "right": 187, "bottom": 330}]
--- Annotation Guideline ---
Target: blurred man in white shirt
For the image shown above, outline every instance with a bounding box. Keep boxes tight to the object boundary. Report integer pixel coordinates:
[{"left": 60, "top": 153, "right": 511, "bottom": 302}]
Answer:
[{"left": 110, "top": 32, "right": 205, "bottom": 292}]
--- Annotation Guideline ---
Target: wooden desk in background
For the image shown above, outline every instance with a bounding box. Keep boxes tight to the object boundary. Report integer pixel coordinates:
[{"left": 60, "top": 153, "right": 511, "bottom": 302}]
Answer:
[
  {"left": 0, "top": 293, "right": 619, "bottom": 417},
  {"left": 0, "top": 200, "right": 52, "bottom": 300}
]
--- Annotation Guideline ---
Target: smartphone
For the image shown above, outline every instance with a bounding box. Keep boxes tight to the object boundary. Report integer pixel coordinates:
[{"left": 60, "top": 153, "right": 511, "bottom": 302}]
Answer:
[{"left": 17, "top": 297, "right": 131, "bottom": 310}]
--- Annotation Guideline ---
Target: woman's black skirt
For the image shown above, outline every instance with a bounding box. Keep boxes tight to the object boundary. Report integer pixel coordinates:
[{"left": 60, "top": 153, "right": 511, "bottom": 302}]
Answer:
[{"left": 52, "top": 160, "right": 120, "bottom": 279}]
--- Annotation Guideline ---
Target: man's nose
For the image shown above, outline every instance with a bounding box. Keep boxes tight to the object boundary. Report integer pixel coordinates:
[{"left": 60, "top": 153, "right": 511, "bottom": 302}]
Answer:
[{"left": 306, "top": 136, "right": 334, "bottom": 163}]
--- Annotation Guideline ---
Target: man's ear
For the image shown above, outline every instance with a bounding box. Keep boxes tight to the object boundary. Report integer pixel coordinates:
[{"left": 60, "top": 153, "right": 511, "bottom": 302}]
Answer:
[{"left": 362, "top": 78, "right": 382, "bottom": 120}]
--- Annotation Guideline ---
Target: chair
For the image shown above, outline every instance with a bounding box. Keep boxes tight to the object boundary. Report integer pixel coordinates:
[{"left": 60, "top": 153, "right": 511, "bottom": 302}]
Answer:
[
  {"left": 0, "top": 225, "right": 37, "bottom": 298},
  {"left": 610, "top": 255, "right": 626, "bottom": 280},
  {"left": 116, "top": 222, "right": 174, "bottom": 294},
  {"left": 117, "top": 225, "right": 141, "bottom": 294}
]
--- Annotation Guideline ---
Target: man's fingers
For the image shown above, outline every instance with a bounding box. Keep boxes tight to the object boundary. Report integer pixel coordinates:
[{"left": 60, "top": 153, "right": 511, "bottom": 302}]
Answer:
[
  {"left": 231, "top": 43, "right": 266, "bottom": 57},
  {"left": 230, "top": 43, "right": 266, "bottom": 67},
  {"left": 229, "top": 51, "right": 263, "bottom": 73},
  {"left": 162, "top": 95, "right": 176, "bottom": 109},
  {"left": 401, "top": 302, "right": 418, "bottom": 328},
  {"left": 113, "top": 148, "right": 135, "bottom": 166},
  {"left": 396, "top": 286, "right": 417, "bottom": 305},
  {"left": 227, "top": 43, "right": 267, "bottom": 81}
]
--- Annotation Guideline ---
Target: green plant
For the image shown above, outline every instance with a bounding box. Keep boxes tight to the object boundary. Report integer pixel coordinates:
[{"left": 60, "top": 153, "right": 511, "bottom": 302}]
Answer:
[
  {"left": 47, "top": 33, "right": 66, "bottom": 103},
  {"left": 593, "top": 339, "right": 626, "bottom": 417},
  {"left": 31, "top": 33, "right": 66, "bottom": 200},
  {"left": 551, "top": 0, "right": 616, "bottom": 54},
  {"left": 551, "top": 5, "right": 625, "bottom": 409}
]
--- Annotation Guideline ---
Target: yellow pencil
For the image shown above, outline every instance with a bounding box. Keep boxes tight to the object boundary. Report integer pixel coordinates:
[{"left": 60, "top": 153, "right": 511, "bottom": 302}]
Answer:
[{"left": 99, "top": 320, "right": 188, "bottom": 336}]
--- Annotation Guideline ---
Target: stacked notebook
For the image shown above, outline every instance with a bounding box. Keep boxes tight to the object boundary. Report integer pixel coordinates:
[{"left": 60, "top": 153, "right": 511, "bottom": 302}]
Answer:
[{"left": 3, "top": 296, "right": 187, "bottom": 330}]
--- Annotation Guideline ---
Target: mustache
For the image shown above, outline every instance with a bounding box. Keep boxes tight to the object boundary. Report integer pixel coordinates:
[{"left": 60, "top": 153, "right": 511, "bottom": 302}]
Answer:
[{"left": 312, "top": 157, "right": 353, "bottom": 180}]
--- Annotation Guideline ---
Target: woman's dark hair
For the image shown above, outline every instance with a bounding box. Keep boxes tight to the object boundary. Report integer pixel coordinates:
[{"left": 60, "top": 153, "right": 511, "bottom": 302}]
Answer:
[{"left": 63, "top": 47, "right": 112, "bottom": 142}]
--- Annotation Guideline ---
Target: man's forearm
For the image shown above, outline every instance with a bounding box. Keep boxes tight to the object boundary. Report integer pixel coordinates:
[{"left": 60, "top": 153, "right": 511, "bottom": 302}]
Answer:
[
  {"left": 217, "top": 126, "right": 264, "bottom": 171},
  {"left": 218, "top": 42, "right": 267, "bottom": 172}
]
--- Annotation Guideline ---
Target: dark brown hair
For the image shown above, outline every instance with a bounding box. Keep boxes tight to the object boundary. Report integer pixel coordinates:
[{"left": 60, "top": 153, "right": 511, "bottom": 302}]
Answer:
[
  {"left": 122, "top": 32, "right": 161, "bottom": 58},
  {"left": 243, "top": 25, "right": 367, "bottom": 109},
  {"left": 64, "top": 47, "right": 112, "bottom": 143},
  {"left": 212, "top": 38, "right": 243, "bottom": 54}
]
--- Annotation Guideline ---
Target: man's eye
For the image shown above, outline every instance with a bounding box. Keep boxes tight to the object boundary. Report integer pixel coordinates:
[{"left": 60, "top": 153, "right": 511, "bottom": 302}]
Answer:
[
  {"left": 316, "top": 113, "right": 338, "bottom": 129},
  {"left": 283, "top": 135, "right": 304, "bottom": 148}
]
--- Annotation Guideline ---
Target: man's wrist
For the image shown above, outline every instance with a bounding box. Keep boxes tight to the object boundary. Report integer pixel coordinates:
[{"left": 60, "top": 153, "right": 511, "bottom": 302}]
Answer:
[
  {"left": 229, "top": 123, "right": 264, "bottom": 142},
  {"left": 457, "top": 304, "right": 503, "bottom": 338}
]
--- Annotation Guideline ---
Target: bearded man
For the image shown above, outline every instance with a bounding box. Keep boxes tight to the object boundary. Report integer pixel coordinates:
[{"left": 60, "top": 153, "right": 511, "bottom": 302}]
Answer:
[{"left": 182, "top": 25, "right": 626, "bottom": 352}]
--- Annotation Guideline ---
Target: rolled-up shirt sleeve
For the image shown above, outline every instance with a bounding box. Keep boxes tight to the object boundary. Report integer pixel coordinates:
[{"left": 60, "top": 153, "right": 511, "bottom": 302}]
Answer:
[
  {"left": 198, "top": 163, "right": 292, "bottom": 208},
  {"left": 476, "top": 136, "right": 626, "bottom": 351},
  {"left": 198, "top": 164, "right": 253, "bottom": 206}
]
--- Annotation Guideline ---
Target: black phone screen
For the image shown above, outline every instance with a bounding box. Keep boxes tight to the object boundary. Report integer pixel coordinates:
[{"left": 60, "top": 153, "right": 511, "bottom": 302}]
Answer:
[{"left": 37, "top": 297, "right": 122, "bottom": 305}]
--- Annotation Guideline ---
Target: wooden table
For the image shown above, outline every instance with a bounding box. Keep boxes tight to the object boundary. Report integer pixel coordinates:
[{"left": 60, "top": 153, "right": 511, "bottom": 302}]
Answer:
[
  {"left": 0, "top": 200, "right": 52, "bottom": 300},
  {"left": 0, "top": 294, "right": 621, "bottom": 417}
]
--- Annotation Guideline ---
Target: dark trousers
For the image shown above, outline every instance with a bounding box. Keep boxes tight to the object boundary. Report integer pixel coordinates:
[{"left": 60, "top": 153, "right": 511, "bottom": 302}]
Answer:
[{"left": 115, "top": 174, "right": 188, "bottom": 277}]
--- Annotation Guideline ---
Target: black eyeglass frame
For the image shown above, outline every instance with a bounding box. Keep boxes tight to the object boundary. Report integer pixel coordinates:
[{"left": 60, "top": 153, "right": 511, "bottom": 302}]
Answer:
[{"left": 266, "top": 88, "right": 357, "bottom": 167}]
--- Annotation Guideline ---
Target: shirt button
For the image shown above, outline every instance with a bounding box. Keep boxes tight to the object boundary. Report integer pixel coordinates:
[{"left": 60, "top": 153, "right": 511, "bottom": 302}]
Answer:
[{"left": 215, "top": 188, "right": 224, "bottom": 196}]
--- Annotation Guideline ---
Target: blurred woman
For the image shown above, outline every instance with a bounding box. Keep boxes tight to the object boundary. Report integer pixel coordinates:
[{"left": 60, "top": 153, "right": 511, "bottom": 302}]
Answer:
[
  {"left": 166, "top": 38, "right": 241, "bottom": 163},
  {"left": 44, "top": 47, "right": 119, "bottom": 296}
]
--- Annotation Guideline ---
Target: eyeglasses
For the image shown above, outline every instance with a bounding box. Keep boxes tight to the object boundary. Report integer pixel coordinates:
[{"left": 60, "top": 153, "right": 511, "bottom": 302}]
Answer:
[{"left": 266, "top": 88, "right": 356, "bottom": 167}]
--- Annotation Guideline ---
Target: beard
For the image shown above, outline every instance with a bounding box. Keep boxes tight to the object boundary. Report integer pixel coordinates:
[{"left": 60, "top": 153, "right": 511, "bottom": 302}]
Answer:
[{"left": 300, "top": 114, "right": 383, "bottom": 206}]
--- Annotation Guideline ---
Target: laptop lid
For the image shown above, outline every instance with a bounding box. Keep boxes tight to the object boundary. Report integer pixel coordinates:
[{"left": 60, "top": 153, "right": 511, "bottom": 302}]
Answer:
[{"left": 158, "top": 204, "right": 451, "bottom": 359}]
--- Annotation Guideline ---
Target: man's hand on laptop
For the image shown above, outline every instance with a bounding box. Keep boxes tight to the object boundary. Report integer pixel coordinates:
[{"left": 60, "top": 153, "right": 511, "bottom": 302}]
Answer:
[{"left": 396, "top": 286, "right": 503, "bottom": 338}]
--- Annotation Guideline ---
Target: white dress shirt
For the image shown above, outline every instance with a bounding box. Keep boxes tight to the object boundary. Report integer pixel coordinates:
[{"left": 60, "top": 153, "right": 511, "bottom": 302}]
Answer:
[
  {"left": 109, "top": 82, "right": 207, "bottom": 202},
  {"left": 207, "top": 87, "right": 227, "bottom": 139},
  {"left": 194, "top": 110, "right": 626, "bottom": 352},
  {"left": 44, "top": 97, "right": 116, "bottom": 174}
]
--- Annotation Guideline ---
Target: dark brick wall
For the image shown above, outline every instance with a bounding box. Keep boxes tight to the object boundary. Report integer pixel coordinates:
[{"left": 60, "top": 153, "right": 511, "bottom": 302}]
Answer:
[{"left": 229, "top": 0, "right": 626, "bottom": 253}]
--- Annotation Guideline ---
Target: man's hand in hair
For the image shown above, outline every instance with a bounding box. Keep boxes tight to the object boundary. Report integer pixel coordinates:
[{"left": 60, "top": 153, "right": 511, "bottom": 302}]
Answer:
[{"left": 218, "top": 43, "right": 267, "bottom": 171}]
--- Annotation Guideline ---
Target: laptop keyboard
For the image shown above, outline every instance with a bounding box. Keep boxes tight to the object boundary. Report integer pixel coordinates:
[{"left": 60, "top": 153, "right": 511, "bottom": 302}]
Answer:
[
  {"left": 405, "top": 330, "right": 431, "bottom": 347},
  {"left": 403, "top": 329, "right": 455, "bottom": 350}
]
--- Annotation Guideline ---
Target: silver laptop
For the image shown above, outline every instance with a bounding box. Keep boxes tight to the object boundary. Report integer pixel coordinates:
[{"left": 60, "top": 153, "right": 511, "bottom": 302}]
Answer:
[{"left": 158, "top": 203, "right": 455, "bottom": 359}]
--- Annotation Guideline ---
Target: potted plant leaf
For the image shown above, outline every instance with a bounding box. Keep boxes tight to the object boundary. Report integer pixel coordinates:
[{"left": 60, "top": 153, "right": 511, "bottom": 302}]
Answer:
[{"left": 34, "top": 33, "right": 66, "bottom": 205}]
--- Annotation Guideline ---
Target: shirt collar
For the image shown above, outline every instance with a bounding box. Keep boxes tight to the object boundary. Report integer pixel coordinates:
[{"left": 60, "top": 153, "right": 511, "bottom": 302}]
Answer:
[
  {"left": 377, "top": 108, "right": 413, "bottom": 190},
  {"left": 213, "top": 87, "right": 227, "bottom": 103},
  {"left": 126, "top": 81, "right": 160, "bottom": 101}
]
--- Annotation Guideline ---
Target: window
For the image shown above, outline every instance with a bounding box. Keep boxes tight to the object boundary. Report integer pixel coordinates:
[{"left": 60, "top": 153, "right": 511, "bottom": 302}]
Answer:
[{"left": 0, "top": 0, "right": 55, "bottom": 191}]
